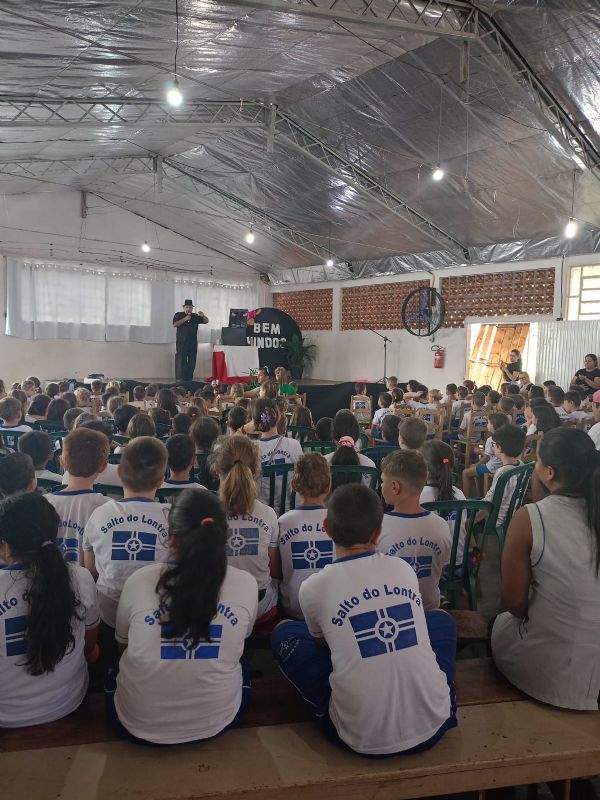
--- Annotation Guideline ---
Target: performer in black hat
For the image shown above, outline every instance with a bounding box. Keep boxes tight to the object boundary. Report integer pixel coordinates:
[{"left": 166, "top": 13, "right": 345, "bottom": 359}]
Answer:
[{"left": 172, "top": 300, "right": 209, "bottom": 381}]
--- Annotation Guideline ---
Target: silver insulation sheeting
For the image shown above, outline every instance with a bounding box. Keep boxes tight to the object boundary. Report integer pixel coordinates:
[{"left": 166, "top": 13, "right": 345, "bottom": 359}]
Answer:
[{"left": 0, "top": 1, "right": 598, "bottom": 281}]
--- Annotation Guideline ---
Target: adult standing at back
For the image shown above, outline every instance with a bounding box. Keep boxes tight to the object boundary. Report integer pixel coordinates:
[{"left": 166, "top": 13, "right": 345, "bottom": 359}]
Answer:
[
  {"left": 499, "top": 349, "right": 523, "bottom": 383},
  {"left": 491, "top": 427, "right": 600, "bottom": 710},
  {"left": 570, "top": 353, "right": 600, "bottom": 399},
  {"left": 172, "top": 300, "right": 209, "bottom": 382}
]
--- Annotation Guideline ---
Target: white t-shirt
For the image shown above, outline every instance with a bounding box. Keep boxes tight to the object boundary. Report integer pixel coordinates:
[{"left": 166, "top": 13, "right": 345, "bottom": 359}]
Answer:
[
  {"left": 62, "top": 463, "right": 122, "bottom": 487},
  {"left": 226, "top": 499, "right": 278, "bottom": 616},
  {"left": 373, "top": 407, "right": 392, "bottom": 426},
  {"left": 256, "top": 434, "right": 303, "bottom": 509},
  {"left": 420, "top": 485, "right": 469, "bottom": 565},
  {"left": 299, "top": 552, "right": 451, "bottom": 754},
  {"left": 459, "top": 409, "right": 488, "bottom": 442},
  {"left": 483, "top": 461, "right": 523, "bottom": 527},
  {"left": 0, "top": 562, "right": 99, "bottom": 728},
  {"left": 566, "top": 409, "right": 589, "bottom": 421},
  {"left": 483, "top": 436, "right": 503, "bottom": 473},
  {"left": 35, "top": 468, "right": 62, "bottom": 482},
  {"left": 47, "top": 489, "right": 111, "bottom": 564},
  {"left": 277, "top": 505, "right": 330, "bottom": 619},
  {"left": 160, "top": 479, "right": 206, "bottom": 490},
  {"left": 115, "top": 563, "right": 258, "bottom": 743},
  {"left": 588, "top": 421, "right": 600, "bottom": 449},
  {"left": 554, "top": 405, "right": 568, "bottom": 419},
  {"left": 526, "top": 423, "right": 537, "bottom": 436},
  {"left": 376, "top": 511, "right": 451, "bottom": 610},
  {"left": 83, "top": 498, "right": 171, "bottom": 627}
]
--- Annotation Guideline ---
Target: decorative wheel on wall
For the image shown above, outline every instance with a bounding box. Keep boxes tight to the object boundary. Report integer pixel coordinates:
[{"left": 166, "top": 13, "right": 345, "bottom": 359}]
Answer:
[{"left": 401, "top": 287, "right": 446, "bottom": 337}]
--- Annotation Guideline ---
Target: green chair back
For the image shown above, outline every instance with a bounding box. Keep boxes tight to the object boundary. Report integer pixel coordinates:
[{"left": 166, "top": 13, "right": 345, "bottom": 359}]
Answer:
[
  {"left": 302, "top": 441, "right": 336, "bottom": 455},
  {"left": 156, "top": 487, "right": 184, "bottom": 503},
  {"left": 422, "top": 499, "right": 494, "bottom": 610},
  {"left": 36, "top": 477, "right": 64, "bottom": 493},
  {"left": 330, "top": 465, "right": 378, "bottom": 491},
  {"left": 287, "top": 426, "right": 317, "bottom": 444},
  {"left": 0, "top": 429, "right": 27, "bottom": 452},
  {"left": 36, "top": 420, "right": 67, "bottom": 433},
  {"left": 94, "top": 483, "right": 125, "bottom": 499},
  {"left": 112, "top": 434, "right": 129, "bottom": 446},
  {"left": 108, "top": 453, "right": 122, "bottom": 464},
  {"left": 261, "top": 463, "right": 296, "bottom": 517},
  {"left": 155, "top": 423, "right": 172, "bottom": 439}
]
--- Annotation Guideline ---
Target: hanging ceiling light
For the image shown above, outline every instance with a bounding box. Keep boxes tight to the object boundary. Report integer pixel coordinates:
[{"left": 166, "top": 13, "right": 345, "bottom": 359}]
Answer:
[
  {"left": 166, "top": 79, "right": 183, "bottom": 107},
  {"left": 141, "top": 241, "right": 151, "bottom": 253},
  {"left": 564, "top": 218, "right": 578, "bottom": 239},
  {"left": 432, "top": 165, "right": 445, "bottom": 181},
  {"left": 245, "top": 225, "right": 255, "bottom": 244},
  {"left": 326, "top": 258, "right": 334, "bottom": 267}
]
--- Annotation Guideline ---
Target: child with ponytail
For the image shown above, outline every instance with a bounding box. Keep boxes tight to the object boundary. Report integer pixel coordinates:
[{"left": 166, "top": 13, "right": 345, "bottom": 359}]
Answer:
[
  {"left": 420, "top": 440, "right": 469, "bottom": 566},
  {"left": 0, "top": 493, "right": 99, "bottom": 727},
  {"left": 253, "top": 398, "right": 302, "bottom": 509},
  {"left": 214, "top": 435, "right": 280, "bottom": 619},
  {"left": 492, "top": 427, "right": 600, "bottom": 710},
  {"left": 113, "top": 490, "right": 258, "bottom": 744}
]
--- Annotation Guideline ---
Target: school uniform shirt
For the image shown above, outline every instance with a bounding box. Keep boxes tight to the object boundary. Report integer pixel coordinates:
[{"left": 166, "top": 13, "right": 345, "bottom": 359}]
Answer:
[
  {"left": 458, "top": 409, "right": 487, "bottom": 443},
  {"left": 492, "top": 495, "right": 600, "bottom": 710},
  {"left": 553, "top": 405, "right": 568, "bottom": 420},
  {"left": 0, "top": 562, "right": 99, "bottom": 728},
  {"left": 83, "top": 498, "right": 171, "bottom": 628},
  {"left": 277, "top": 505, "right": 329, "bottom": 619},
  {"left": 372, "top": 407, "right": 392, "bottom": 426},
  {"left": 160, "top": 479, "right": 207, "bottom": 490},
  {"left": 226, "top": 499, "right": 279, "bottom": 617},
  {"left": 483, "top": 436, "right": 503, "bottom": 473},
  {"left": 35, "top": 468, "right": 61, "bottom": 483},
  {"left": 451, "top": 400, "right": 467, "bottom": 420},
  {"left": 299, "top": 552, "right": 451, "bottom": 755},
  {"left": 420, "top": 485, "right": 469, "bottom": 565},
  {"left": 62, "top": 462, "right": 122, "bottom": 487},
  {"left": 376, "top": 512, "right": 451, "bottom": 610},
  {"left": 256, "top": 434, "right": 303, "bottom": 509},
  {"left": 566, "top": 409, "right": 589, "bottom": 421},
  {"left": 483, "top": 461, "right": 523, "bottom": 528},
  {"left": 47, "top": 489, "right": 111, "bottom": 564},
  {"left": 526, "top": 423, "right": 537, "bottom": 436},
  {"left": 114, "top": 563, "right": 258, "bottom": 744},
  {"left": 588, "top": 421, "right": 600, "bottom": 449}
]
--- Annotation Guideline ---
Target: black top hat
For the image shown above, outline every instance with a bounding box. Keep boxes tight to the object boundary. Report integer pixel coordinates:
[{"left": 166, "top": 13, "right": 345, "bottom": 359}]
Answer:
[{"left": 183, "top": 299, "right": 195, "bottom": 306}]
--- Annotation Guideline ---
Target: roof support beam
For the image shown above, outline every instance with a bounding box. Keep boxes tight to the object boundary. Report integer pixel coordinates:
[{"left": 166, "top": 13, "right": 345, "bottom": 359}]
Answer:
[{"left": 217, "top": 0, "right": 480, "bottom": 39}]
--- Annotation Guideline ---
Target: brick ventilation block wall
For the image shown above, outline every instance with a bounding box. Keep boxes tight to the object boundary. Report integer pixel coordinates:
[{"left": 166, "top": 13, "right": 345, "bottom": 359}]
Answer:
[
  {"left": 341, "top": 280, "right": 429, "bottom": 330},
  {"left": 273, "top": 289, "right": 333, "bottom": 330},
  {"left": 441, "top": 268, "right": 556, "bottom": 328}
]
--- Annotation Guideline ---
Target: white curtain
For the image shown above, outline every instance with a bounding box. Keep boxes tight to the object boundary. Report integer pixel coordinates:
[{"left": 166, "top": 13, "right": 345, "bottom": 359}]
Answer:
[{"left": 5, "top": 258, "right": 267, "bottom": 344}]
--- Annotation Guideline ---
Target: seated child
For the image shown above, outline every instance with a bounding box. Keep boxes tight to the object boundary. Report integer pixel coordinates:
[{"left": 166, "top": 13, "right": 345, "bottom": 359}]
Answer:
[
  {"left": 275, "top": 454, "right": 331, "bottom": 619},
  {"left": 0, "top": 452, "right": 36, "bottom": 498},
  {"left": 89, "top": 379, "right": 104, "bottom": 401},
  {"left": 130, "top": 385, "right": 148, "bottom": 411},
  {"left": 425, "top": 389, "right": 442, "bottom": 408},
  {"left": 113, "top": 490, "right": 257, "bottom": 744},
  {"left": 226, "top": 405, "right": 247, "bottom": 436},
  {"left": 547, "top": 386, "right": 568, "bottom": 419},
  {"left": 272, "top": 484, "right": 457, "bottom": 755},
  {"left": 0, "top": 493, "right": 99, "bottom": 728},
  {"left": 407, "top": 384, "right": 428, "bottom": 409},
  {"left": 452, "top": 385, "right": 469, "bottom": 425},
  {"left": 390, "top": 387, "right": 404, "bottom": 405},
  {"left": 0, "top": 397, "right": 32, "bottom": 450},
  {"left": 381, "top": 413, "right": 400, "bottom": 446},
  {"left": 457, "top": 392, "right": 487, "bottom": 443},
  {"left": 83, "top": 437, "right": 170, "bottom": 629},
  {"left": 511, "top": 394, "right": 526, "bottom": 426},
  {"left": 479, "top": 424, "right": 526, "bottom": 529},
  {"left": 385, "top": 376, "right": 398, "bottom": 391},
  {"left": 145, "top": 383, "right": 158, "bottom": 408},
  {"left": 214, "top": 435, "right": 279, "bottom": 620},
  {"left": 47, "top": 428, "right": 111, "bottom": 564},
  {"left": 254, "top": 399, "right": 303, "bottom": 508},
  {"left": 113, "top": 405, "right": 139, "bottom": 437},
  {"left": 461, "top": 412, "right": 509, "bottom": 498},
  {"left": 17, "top": 430, "right": 58, "bottom": 481},
  {"left": 366, "top": 392, "right": 393, "bottom": 438},
  {"left": 162, "top": 434, "right": 205, "bottom": 489},
  {"left": 316, "top": 416, "right": 333, "bottom": 442},
  {"left": 190, "top": 416, "right": 221, "bottom": 455},
  {"left": 62, "top": 420, "right": 122, "bottom": 487},
  {"left": 487, "top": 390, "right": 501, "bottom": 412},
  {"left": 171, "top": 412, "right": 192, "bottom": 436},
  {"left": 25, "top": 394, "right": 52, "bottom": 423},
  {"left": 398, "top": 417, "right": 427, "bottom": 451},
  {"left": 444, "top": 383, "right": 458, "bottom": 406},
  {"left": 563, "top": 390, "right": 589, "bottom": 421},
  {"left": 377, "top": 450, "right": 451, "bottom": 610},
  {"left": 64, "top": 407, "right": 84, "bottom": 431},
  {"left": 126, "top": 413, "right": 156, "bottom": 440},
  {"left": 326, "top": 410, "right": 376, "bottom": 470},
  {"left": 74, "top": 387, "right": 92, "bottom": 412},
  {"left": 497, "top": 396, "right": 514, "bottom": 417}
]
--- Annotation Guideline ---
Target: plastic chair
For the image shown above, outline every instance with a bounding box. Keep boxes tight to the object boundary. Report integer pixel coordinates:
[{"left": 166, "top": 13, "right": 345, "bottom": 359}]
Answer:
[
  {"left": 36, "top": 477, "right": 64, "bottom": 493},
  {"left": 0, "top": 429, "right": 28, "bottom": 452},
  {"left": 287, "top": 425, "right": 317, "bottom": 444},
  {"left": 94, "top": 483, "right": 125, "bottom": 499},
  {"left": 112, "top": 434, "right": 129, "bottom": 446},
  {"left": 330, "top": 465, "right": 378, "bottom": 491},
  {"left": 302, "top": 441, "right": 336, "bottom": 455},
  {"left": 36, "top": 420, "right": 67, "bottom": 433},
  {"left": 422, "top": 499, "right": 494, "bottom": 610},
  {"left": 108, "top": 453, "right": 122, "bottom": 464},
  {"left": 261, "top": 463, "right": 296, "bottom": 516},
  {"left": 156, "top": 487, "right": 184, "bottom": 503},
  {"left": 479, "top": 462, "right": 534, "bottom": 556},
  {"left": 155, "top": 423, "right": 172, "bottom": 439},
  {"left": 360, "top": 446, "right": 397, "bottom": 491}
]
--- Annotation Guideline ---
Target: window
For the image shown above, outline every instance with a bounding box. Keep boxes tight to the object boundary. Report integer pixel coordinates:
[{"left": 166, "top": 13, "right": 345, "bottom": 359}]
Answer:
[
  {"left": 107, "top": 277, "right": 151, "bottom": 327},
  {"left": 567, "top": 265, "right": 600, "bottom": 320}
]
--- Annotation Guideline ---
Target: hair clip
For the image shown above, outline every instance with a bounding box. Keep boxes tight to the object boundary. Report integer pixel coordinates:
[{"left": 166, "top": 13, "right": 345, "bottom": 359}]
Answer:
[
  {"left": 338, "top": 436, "right": 355, "bottom": 448},
  {"left": 260, "top": 411, "right": 271, "bottom": 425},
  {"left": 442, "top": 458, "right": 450, "bottom": 464},
  {"left": 200, "top": 517, "right": 215, "bottom": 526}
]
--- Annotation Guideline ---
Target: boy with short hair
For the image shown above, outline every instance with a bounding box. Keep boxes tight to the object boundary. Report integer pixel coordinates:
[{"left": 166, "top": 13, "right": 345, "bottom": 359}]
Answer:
[
  {"left": 458, "top": 392, "right": 487, "bottom": 444},
  {"left": 511, "top": 394, "right": 526, "bottom": 426},
  {"left": 316, "top": 417, "right": 333, "bottom": 442},
  {"left": 381, "top": 413, "right": 400, "bottom": 445},
  {"left": 563, "top": 390, "right": 589, "bottom": 421},
  {"left": 444, "top": 383, "right": 458, "bottom": 406},
  {"left": 90, "top": 379, "right": 104, "bottom": 399},
  {"left": 377, "top": 450, "right": 451, "bottom": 610},
  {"left": 145, "top": 383, "right": 159, "bottom": 408},
  {"left": 398, "top": 416, "right": 427, "bottom": 451},
  {"left": 107, "top": 396, "right": 125, "bottom": 417},
  {"left": 0, "top": 397, "right": 32, "bottom": 450},
  {"left": 275, "top": 453, "right": 331, "bottom": 619},
  {"left": 83, "top": 437, "right": 170, "bottom": 628},
  {"left": 162, "top": 434, "right": 205, "bottom": 489},
  {"left": 131, "top": 385, "right": 148, "bottom": 410},
  {"left": 47, "top": 428, "right": 111, "bottom": 564},
  {"left": 461, "top": 413, "right": 509, "bottom": 498},
  {"left": 64, "top": 407, "right": 84, "bottom": 431},
  {"left": 547, "top": 386, "right": 568, "bottom": 419},
  {"left": 62, "top": 420, "right": 122, "bottom": 487},
  {"left": 21, "top": 380, "right": 36, "bottom": 405},
  {"left": 385, "top": 376, "right": 398, "bottom": 391},
  {"left": 479, "top": 424, "right": 526, "bottom": 528},
  {"left": 369, "top": 392, "right": 393, "bottom": 437},
  {"left": 498, "top": 396, "right": 514, "bottom": 416},
  {"left": 0, "top": 452, "right": 36, "bottom": 497},
  {"left": 114, "top": 405, "right": 139, "bottom": 436},
  {"left": 452, "top": 385, "right": 470, "bottom": 424},
  {"left": 17, "top": 430, "right": 58, "bottom": 481},
  {"left": 272, "top": 483, "right": 457, "bottom": 755}
]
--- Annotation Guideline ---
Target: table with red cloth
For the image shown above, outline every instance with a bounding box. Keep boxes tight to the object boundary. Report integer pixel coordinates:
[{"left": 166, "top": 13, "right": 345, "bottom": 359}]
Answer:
[{"left": 210, "top": 345, "right": 259, "bottom": 384}]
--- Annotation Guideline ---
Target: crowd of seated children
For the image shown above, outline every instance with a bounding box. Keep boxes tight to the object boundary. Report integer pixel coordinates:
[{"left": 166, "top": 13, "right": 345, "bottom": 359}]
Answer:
[{"left": 378, "top": 449, "right": 451, "bottom": 611}]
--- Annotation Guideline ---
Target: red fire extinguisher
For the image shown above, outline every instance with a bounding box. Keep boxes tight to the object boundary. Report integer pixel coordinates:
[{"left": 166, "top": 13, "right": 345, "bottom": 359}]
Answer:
[{"left": 432, "top": 345, "right": 445, "bottom": 369}]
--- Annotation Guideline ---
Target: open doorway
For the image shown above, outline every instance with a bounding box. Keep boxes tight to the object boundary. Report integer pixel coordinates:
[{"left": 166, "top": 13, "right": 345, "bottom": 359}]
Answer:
[{"left": 467, "top": 323, "right": 538, "bottom": 389}]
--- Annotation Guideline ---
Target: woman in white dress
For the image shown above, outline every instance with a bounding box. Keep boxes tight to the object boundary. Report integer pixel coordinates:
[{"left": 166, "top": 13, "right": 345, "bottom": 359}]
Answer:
[{"left": 492, "top": 427, "right": 600, "bottom": 710}]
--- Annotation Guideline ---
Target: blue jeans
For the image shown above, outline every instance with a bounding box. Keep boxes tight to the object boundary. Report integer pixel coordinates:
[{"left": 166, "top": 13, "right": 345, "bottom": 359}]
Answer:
[
  {"left": 105, "top": 661, "right": 251, "bottom": 746},
  {"left": 272, "top": 610, "right": 457, "bottom": 756}
]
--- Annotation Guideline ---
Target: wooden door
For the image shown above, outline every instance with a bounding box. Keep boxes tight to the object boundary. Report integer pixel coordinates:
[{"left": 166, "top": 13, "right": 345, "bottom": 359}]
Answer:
[{"left": 468, "top": 324, "right": 529, "bottom": 389}]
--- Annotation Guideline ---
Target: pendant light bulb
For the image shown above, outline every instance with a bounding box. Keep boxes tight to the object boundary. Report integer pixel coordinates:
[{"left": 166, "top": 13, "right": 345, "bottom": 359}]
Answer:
[
  {"left": 432, "top": 165, "right": 444, "bottom": 182},
  {"left": 141, "top": 241, "right": 151, "bottom": 253},
  {"left": 326, "top": 258, "right": 334, "bottom": 267},
  {"left": 564, "top": 218, "right": 578, "bottom": 239},
  {"left": 245, "top": 226, "right": 255, "bottom": 244},
  {"left": 166, "top": 78, "right": 183, "bottom": 107}
]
